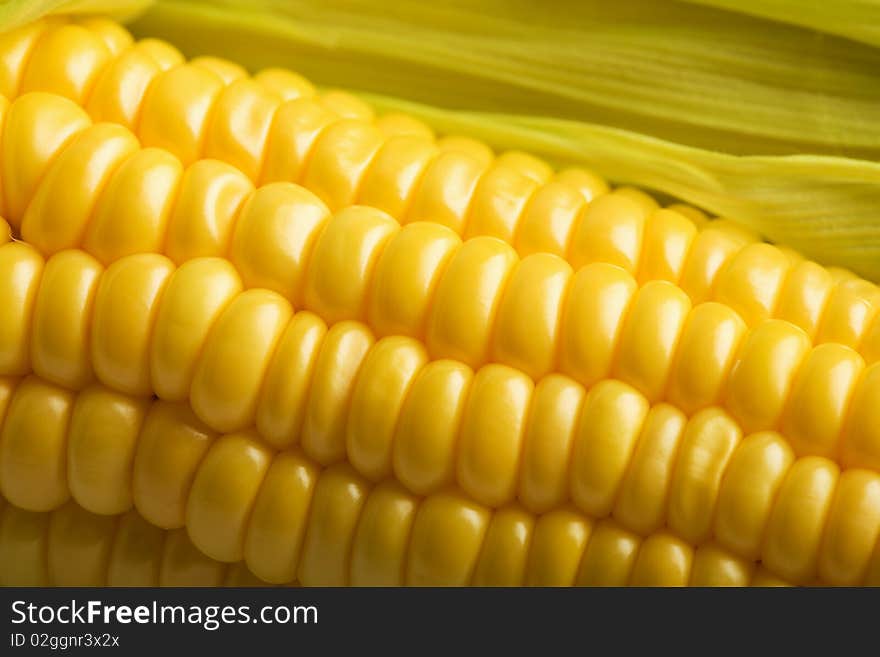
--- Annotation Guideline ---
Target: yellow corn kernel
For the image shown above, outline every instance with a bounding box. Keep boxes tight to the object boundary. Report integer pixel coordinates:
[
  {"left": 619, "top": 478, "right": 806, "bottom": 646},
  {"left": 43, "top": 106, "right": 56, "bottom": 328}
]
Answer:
[
  {"left": 0, "top": 19, "right": 54, "bottom": 99},
  {"left": 191, "top": 56, "right": 247, "bottom": 84},
  {"left": 575, "top": 519, "right": 641, "bottom": 586},
  {"left": 762, "top": 456, "right": 839, "bottom": 584},
  {"left": 0, "top": 242, "right": 43, "bottom": 375},
  {"left": 518, "top": 375, "right": 585, "bottom": 514},
  {"left": 638, "top": 208, "right": 697, "bottom": 284},
  {"left": 553, "top": 167, "right": 609, "bottom": 203},
  {"left": 67, "top": 385, "right": 148, "bottom": 515},
  {"left": 160, "top": 527, "right": 227, "bottom": 586},
  {"left": 303, "top": 206, "right": 398, "bottom": 324},
  {"left": 840, "top": 363, "right": 880, "bottom": 470},
  {"left": 713, "top": 243, "right": 792, "bottom": 327},
  {"left": 425, "top": 236, "right": 517, "bottom": 368},
  {"left": 2, "top": 93, "right": 90, "bottom": 226},
  {"left": 0, "top": 377, "right": 14, "bottom": 423},
  {"left": 472, "top": 505, "right": 534, "bottom": 587},
  {"left": 0, "top": 376, "right": 72, "bottom": 511},
  {"left": 149, "top": 258, "right": 244, "bottom": 401},
  {"left": 435, "top": 135, "right": 493, "bottom": 167},
  {"left": 407, "top": 150, "right": 486, "bottom": 233},
  {"left": 374, "top": 113, "right": 434, "bottom": 140},
  {"left": 496, "top": 151, "right": 553, "bottom": 185},
  {"left": 204, "top": 79, "right": 278, "bottom": 181},
  {"left": 244, "top": 449, "right": 319, "bottom": 584},
  {"left": 775, "top": 260, "right": 834, "bottom": 340},
  {"left": 350, "top": 481, "right": 418, "bottom": 586},
  {"left": 30, "top": 249, "right": 102, "bottom": 389},
  {"left": 613, "top": 404, "right": 686, "bottom": 535},
  {"left": 666, "top": 302, "right": 747, "bottom": 415},
  {"left": 302, "top": 120, "right": 385, "bottom": 211},
  {"left": 667, "top": 408, "right": 742, "bottom": 544},
  {"left": 47, "top": 500, "right": 117, "bottom": 586},
  {"left": 690, "top": 543, "right": 754, "bottom": 586},
  {"left": 0, "top": 503, "right": 51, "bottom": 585},
  {"left": 260, "top": 98, "right": 337, "bottom": 185},
  {"left": 464, "top": 163, "right": 538, "bottom": 242},
  {"left": 568, "top": 193, "right": 645, "bottom": 273},
  {"left": 106, "top": 510, "right": 166, "bottom": 586},
  {"left": 21, "top": 123, "right": 140, "bottom": 255},
  {"left": 714, "top": 431, "right": 794, "bottom": 559},
  {"left": 780, "top": 343, "right": 864, "bottom": 458},
  {"left": 558, "top": 263, "right": 637, "bottom": 389},
  {"left": 87, "top": 47, "right": 165, "bottom": 130},
  {"left": 21, "top": 24, "right": 110, "bottom": 104},
  {"left": 316, "top": 90, "right": 374, "bottom": 121},
  {"left": 490, "top": 253, "right": 572, "bottom": 380},
  {"left": 132, "top": 401, "right": 216, "bottom": 529},
  {"left": 407, "top": 490, "right": 489, "bottom": 586},
  {"left": 133, "top": 38, "right": 185, "bottom": 71},
  {"left": 301, "top": 321, "right": 374, "bottom": 466},
  {"left": 725, "top": 319, "right": 812, "bottom": 434},
  {"left": 256, "top": 311, "right": 327, "bottom": 450},
  {"left": 138, "top": 64, "right": 225, "bottom": 166},
  {"left": 816, "top": 279, "right": 880, "bottom": 350},
  {"left": 456, "top": 364, "right": 533, "bottom": 507},
  {"left": 190, "top": 289, "right": 292, "bottom": 433},
  {"left": 677, "top": 222, "right": 755, "bottom": 303},
  {"left": 615, "top": 187, "right": 660, "bottom": 215},
  {"left": 514, "top": 181, "right": 585, "bottom": 258},
  {"left": 298, "top": 463, "right": 368, "bottom": 586},
  {"left": 751, "top": 566, "right": 793, "bottom": 587},
  {"left": 629, "top": 533, "right": 693, "bottom": 587},
  {"left": 367, "top": 221, "right": 461, "bottom": 339},
  {"left": 526, "top": 508, "right": 591, "bottom": 586},
  {"left": 392, "top": 359, "right": 472, "bottom": 495},
  {"left": 254, "top": 68, "right": 315, "bottom": 101},
  {"left": 570, "top": 380, "right": 649, "bottom": 518},
  {"left": 165, "top": 160, "right": 254, "bottom": 264},
  {"left": 83, "top": 147, "right": 183, "bottom": 264},
  {"left": 187, "top": 432, "right": 274, "bottom": 562},
  {"left": 91, "top": 254, "right": 173, "bottom": 397},
  {"left": 613, "top": 280, "right": 691, "bottom": 401},
  {"left": 229, "top": 182, "right": 330, "bottom": 300},
  {"left": 358, "top": 135, "right": 437, "bottom": 219},
  {"left": 818, "top": 469, "right": 880, "bottom": 586},
  {"left": 347, "top": 336, "right": 427, "bottom": 481}
]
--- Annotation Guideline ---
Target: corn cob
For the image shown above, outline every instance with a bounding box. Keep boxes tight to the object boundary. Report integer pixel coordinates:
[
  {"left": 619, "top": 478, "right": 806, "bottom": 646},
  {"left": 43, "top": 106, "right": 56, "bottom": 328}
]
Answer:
[
  {"left": 1, "top": 13, "right": 878, "bottom": 591},
  {"left": 0, "top": 497, "right": 271, "bottom": 586},
  {"left": 4, "top": 225, "right": 880, "bottom": 476},
  {"left": 0, "top": 408, "right": 794, "bottom": 587},
  {"left": 3, "top": 91, "right": 879, "bottom": 364},
  {"left": 1, "top": 372, "right": 878, "bottom": 586}
]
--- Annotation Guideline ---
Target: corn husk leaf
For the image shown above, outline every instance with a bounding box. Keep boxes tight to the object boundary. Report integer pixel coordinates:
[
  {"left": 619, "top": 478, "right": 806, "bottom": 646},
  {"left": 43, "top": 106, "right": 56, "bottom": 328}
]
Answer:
[
  {"left": 131, "top": 0, "right": 880, "bottom": 159},
  {"left": 681, "top": 0, "right": 880, "bottom": 49},
  {"left": 0, "top": 0, "right": 153, "bottom": 31}
]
